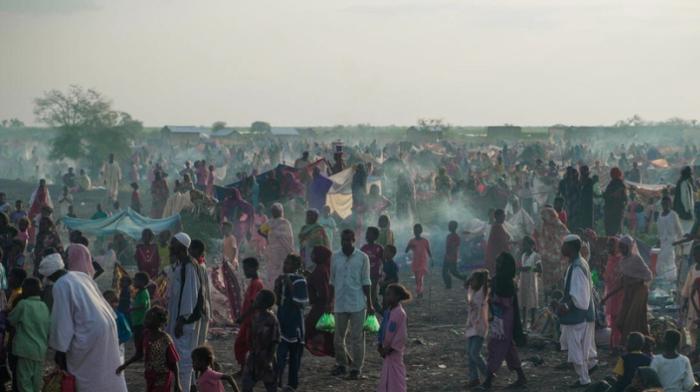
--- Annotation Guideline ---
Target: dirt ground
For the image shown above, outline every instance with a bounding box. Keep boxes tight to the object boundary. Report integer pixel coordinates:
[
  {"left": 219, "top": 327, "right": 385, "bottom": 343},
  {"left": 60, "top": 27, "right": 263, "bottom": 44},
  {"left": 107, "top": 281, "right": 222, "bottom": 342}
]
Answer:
[
  {"left": 117, "top": 267, "right": 609, "bottom": 391},
  {"left": 0, "top": 179, "right": 612, "bottom": 391}
]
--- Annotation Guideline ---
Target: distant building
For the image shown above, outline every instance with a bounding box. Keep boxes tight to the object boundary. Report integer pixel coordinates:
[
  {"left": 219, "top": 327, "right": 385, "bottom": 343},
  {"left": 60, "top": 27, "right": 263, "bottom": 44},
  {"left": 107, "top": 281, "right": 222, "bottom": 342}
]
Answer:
[
  {"left": 487, "top": 126, "right": 522, "bottom": 139},
  {"left": 161, "top": 125, "right": 210, "bottom": 144},
  {"left": 270, "top": 127, "right": 300, "bottom": 137},
  {"left": 211, "top": 128, "right": 241, "bottom": 144}
]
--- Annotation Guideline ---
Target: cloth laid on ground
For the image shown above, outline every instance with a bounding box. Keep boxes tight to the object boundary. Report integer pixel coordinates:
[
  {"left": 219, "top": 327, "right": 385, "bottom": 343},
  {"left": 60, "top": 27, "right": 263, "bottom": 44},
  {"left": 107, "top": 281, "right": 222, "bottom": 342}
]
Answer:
[{"left": 61, "top": 208, "right": 181, "bottom": 240}]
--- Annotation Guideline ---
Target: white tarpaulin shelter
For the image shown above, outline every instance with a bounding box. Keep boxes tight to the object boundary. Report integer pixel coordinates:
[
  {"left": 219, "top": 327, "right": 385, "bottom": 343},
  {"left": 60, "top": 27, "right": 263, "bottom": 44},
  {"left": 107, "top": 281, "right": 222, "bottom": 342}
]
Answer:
[{"left": 326, "top": 167, "right": 382, "bottom": 219}]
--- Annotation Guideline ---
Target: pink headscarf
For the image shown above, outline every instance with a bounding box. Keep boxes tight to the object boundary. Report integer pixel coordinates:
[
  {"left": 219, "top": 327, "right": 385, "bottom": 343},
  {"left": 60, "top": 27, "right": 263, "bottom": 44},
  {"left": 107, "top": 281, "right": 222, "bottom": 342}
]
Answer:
[
  {"left": 66, "top": 243, "right": 95, "bottom": 277},
  {"left": 619, "top": 235, "right": 652, "bottom": 281}
]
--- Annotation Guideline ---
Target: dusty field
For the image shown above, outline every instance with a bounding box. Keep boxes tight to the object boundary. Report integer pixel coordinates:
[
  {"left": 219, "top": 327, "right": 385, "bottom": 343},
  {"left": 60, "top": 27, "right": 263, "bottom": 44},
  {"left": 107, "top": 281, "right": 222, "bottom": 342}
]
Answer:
[
  {"left": 117, "top": 267, "right": 607, "bottom": 391},
  {"left": 0, "top": 179, "right": 611, "bottom": 391}
]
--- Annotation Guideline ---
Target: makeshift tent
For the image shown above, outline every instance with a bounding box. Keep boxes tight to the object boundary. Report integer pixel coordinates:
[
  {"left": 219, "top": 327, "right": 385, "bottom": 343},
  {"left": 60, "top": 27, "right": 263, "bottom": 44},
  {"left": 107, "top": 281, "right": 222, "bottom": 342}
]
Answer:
[
  {"left": 61, "top": 208, "right": 181, "bottom": 239},
  {"left": 326, "top": 166, "right": 382, "bottom": 219},
  {"left": 214, "top": 159, "right": 328, "bottom": 203}
]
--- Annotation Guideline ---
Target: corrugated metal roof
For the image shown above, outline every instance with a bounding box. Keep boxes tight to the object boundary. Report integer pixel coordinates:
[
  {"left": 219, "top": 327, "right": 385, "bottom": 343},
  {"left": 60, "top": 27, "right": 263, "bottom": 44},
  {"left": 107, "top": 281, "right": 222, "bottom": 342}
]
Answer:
[
  {"left": 212, "top": 128, "right": 240, "bottom": 137},
  {"left": 162, "top": 125, "right": 210, "bottom": 135},
  {"left": 270, "top": 127, "right": 299, "bottom": 136}
]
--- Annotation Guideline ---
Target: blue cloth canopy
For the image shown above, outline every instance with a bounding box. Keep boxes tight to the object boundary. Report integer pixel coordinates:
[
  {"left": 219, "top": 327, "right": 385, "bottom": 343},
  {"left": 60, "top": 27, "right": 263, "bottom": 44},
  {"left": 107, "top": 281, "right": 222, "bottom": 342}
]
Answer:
[{"left": 61, "top": 208, "right": 181, "bottom": 239}]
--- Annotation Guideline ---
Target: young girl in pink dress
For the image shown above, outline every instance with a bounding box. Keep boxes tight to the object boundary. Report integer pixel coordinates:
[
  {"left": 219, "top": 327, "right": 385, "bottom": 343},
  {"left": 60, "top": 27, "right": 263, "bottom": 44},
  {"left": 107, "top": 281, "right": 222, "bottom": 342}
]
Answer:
[
  {"left": 405, "top": 224, "right": 431, "bottom": 298},
  {"left": 377, "top": 284, "right": 410, "bottom": 392}
]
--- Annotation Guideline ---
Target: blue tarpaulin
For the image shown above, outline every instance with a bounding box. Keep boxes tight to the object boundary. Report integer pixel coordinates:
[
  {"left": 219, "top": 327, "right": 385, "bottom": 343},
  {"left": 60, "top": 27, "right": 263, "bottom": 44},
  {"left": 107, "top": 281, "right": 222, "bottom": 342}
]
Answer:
[
  {"left": 214, "top": 164, "right": 295, "bottom": 201},
  {"left": 61, "top": 208, "right": 181, "bottom": 239}
]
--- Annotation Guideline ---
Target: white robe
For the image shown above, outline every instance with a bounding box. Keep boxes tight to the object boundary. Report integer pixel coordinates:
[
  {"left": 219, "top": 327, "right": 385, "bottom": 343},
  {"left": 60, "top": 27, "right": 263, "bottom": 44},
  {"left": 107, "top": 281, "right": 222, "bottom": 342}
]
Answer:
[
  {"left": 49, "top": 271, "right": 127, "bottom": 392},
  {"left": 508, "top": 209, "right": 535, "bottom": 242},
  {"left": 102, "top": 161, "right": 122, "bottom": 201},
  {"left": 560, "top": 259, "right": 597, "bottom": 385},
  {"left": 167, "top": 260, "right": 202, "bottom": 392},
  {"left": 656, "top": 211, "right": 683, "bottom": 281}
]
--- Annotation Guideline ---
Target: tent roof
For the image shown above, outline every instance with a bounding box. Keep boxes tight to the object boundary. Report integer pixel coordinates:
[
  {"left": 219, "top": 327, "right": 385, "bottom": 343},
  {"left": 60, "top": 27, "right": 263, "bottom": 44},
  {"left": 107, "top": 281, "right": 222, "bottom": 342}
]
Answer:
[{"left": 61, "top": 208, "right": 181, "bottom": 239}]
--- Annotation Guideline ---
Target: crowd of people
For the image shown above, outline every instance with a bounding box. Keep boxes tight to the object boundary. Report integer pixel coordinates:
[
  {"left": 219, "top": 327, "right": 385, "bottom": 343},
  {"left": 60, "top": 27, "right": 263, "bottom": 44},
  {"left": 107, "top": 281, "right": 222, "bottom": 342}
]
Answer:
[{"left": 0, "top": 135, "right": 698, "bottom": 391}]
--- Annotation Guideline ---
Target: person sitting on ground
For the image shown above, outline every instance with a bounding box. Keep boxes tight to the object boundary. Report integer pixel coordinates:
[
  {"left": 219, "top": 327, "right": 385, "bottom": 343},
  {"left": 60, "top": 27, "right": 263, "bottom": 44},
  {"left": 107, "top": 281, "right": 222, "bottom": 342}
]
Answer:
[
  {"left": 649, "top": 329, "right": 696, "bottom": 392},
  {"left": 611, "top": 332, "right": 652, "bottom": 392}
]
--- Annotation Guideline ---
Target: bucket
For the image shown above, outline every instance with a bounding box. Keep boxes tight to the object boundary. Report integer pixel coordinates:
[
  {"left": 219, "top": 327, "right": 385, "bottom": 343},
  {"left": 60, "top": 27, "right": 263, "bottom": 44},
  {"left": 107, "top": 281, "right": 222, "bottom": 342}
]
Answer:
[{"left": 650, "top": 248, "right": 660, "bottom": 276}]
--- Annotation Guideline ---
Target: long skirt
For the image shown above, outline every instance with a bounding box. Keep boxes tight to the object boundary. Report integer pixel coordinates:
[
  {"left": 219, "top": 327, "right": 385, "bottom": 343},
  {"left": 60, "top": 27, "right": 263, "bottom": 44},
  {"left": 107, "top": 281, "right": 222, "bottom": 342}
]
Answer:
[
  {"left": 305, "top": 305, "right": 334, "bottom": 357},
  {"left": 377, "top": 352, "right": 406, "bottom": 392},
  {"left": 616, "top": 281, "right": 649, "bottom": 342}
]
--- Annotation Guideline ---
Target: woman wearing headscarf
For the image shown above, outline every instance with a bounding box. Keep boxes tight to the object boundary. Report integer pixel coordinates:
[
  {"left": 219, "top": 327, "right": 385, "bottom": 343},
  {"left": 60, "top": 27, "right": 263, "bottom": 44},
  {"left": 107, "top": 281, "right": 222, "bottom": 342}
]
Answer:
[
  {"left": 674, "top": 166, "right": 696, "bottom": 233},
  {"left": 615, "top": 235, "right": 653, "bottom": 342},
  {"left": 66, "top": 242, "right": 95, "bottom": 277},
  {"left": 298, "top": 209, "right": 329, "bottom": 272},
  {"left": 480, "top": 252, "right": 526, "bottom": 390},
  {"left": 305, "top": 246, "right": 335, "bottom": 357},
  {"left": 533, "top": 207, "right": 569, "bottom": 294},
  {"left": 150, "top": 171, "right": 169, "bottom": 218},
  {"left": 603, "top": 168, "right": 628, "bottom": 236},
  {"left": 220, "top": 188, "right": 254, "bottom": 244},
  {"left": 259, "top": 203, "right": 295, "bottom": 287},
  {"left": 603, "top": 237, "right": 624, "bottom": 349}
]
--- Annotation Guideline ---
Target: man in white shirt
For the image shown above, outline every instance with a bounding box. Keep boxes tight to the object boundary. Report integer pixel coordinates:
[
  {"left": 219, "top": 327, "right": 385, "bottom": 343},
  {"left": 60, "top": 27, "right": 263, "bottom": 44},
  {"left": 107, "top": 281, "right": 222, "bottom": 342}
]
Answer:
[
  {"left": 557, "top": 234, "right": 598, "bottom": 388},
  {"left": 41, "top": 253, "right": 127, "bottom": 392},
  {"left": 101, "top": 153, "right": 122, "bottom": 203},
  {"left": 166, "top": 232, "right": 203, "bottom": 392},
  {"left": 330, "top": 229, "right": 373, "bottom": 380}
]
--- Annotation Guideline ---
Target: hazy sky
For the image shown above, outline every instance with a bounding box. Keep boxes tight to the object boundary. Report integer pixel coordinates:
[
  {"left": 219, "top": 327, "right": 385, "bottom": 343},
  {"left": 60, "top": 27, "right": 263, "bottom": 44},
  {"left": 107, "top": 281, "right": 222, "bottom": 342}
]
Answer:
[{"left": 1, "top": 0, "right": 699, "bottom": 127}]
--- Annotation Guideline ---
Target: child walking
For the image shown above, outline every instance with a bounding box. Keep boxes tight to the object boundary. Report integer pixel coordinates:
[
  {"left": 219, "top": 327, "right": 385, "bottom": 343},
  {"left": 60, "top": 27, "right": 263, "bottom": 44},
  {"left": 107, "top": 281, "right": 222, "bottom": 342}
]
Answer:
[
  {"left": 377, "top": 215, "right": 395, "bottom": 248},
  {"left": 377, "top": 284, "right": 411, "bottom": 392},
  {"left": 241, "top": 289, "right": 280, "bottom": 392},
  {"left": 192, "top": 345, "right": 239, "bottom": 392},
  {"left": 362, "top": 227, "right": 384, "bottom": 312},
  {"left": 274, "top": 254, "right": 309, "bottom": 391},
  {"left": 103, "top": 289, "right": 132, "bottom": 363},
  {"left": 220, "top": 221, "right": 242, "bottom": 321},
  {"left": 117, "top": 305, "right": 182, "bottom": 392},
  {"left": 465, "top": 269, "right": 489, "bottom": 388},
  {"left": 443, "top": 220, "right": 464, "bottom": 289},
  {"left": 380, "top": 245, "right": 400, "bottom": 308},
  {"left": 131, "top": 272, "right": 151, "bottom": 358},
  {"left": 405, "top": 224, "right": 431, "bottom": 298},
  {"left": 517, "top": 236, "right": 541, "bottom": 328},
  {"left": 234, "top": 258, "right": 264, "bottom": 373},
  {"left": 7, "top": 277, "right": 49, "bottom": 392}
]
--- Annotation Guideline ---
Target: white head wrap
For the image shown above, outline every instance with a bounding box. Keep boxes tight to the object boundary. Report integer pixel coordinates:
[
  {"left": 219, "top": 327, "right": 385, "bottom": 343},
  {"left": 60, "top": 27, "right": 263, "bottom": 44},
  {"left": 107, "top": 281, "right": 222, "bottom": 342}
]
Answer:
[
  {"left": 563, "top": 234, "right": 581, "bottom": 243},
  {"left": 39, "top": 253, "right": 65, "bottom": 277},
  {"left": 173, "top": 232, "right": 191, "bottom": 248}
]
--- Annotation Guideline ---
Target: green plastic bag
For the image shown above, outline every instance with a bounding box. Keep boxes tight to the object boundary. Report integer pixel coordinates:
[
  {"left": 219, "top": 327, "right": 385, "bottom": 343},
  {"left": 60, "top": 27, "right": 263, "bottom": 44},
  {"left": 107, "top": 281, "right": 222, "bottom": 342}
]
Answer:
[
  {"left": 316, "top": 312, "right": 335, "bottom": 332},
  {"left": 363, "top": 314, "right": 380, "bottom": 334}
]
